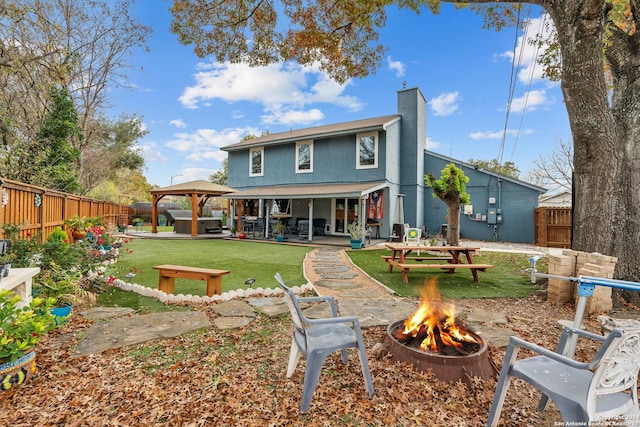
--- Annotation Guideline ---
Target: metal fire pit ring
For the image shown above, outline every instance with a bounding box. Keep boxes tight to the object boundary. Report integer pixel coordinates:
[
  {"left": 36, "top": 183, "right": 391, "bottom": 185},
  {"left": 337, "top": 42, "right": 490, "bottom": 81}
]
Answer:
[{"left": 382, "top": 320, "right": 495, "bottom": 384}]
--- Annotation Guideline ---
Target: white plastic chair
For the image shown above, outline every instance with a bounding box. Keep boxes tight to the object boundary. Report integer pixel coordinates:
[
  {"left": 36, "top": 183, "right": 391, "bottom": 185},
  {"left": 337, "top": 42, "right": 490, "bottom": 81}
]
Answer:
[
  {"left": 274, "top": 273, "right": 374, "bottom": 412},
  {"left": 487, "top": 325, "right": 640, "bottom": 426}
]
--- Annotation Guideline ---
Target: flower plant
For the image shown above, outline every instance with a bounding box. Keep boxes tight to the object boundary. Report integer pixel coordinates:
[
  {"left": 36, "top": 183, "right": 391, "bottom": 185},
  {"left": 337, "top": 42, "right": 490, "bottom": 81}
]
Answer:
[{"left": 0, "top": 290, "right": 57, "bottom": 363}]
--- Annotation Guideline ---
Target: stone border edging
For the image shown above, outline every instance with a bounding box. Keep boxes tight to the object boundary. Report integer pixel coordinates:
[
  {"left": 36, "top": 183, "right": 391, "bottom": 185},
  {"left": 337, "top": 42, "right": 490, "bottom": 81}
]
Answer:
[{"left": 88, "top": 269, "right": 314, "bottom": 305}]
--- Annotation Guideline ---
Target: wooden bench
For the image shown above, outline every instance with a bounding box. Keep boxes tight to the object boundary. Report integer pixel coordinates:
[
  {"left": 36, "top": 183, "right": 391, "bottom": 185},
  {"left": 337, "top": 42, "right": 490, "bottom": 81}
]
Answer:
[
  {"left": 385, "top": 258, "right": 494, "bottom": 283},
  {"left": 381, "top": 255, "right": 453, "bottom": 262},
  {"left": 153, "top": 264, "right": 230, "bottom": 296}
]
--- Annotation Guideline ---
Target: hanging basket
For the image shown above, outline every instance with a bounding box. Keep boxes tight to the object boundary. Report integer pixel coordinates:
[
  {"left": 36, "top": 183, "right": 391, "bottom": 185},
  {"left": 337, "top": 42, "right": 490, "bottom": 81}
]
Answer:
[{"left": 0, "top": 351, "right": 36, "bottom": 391}]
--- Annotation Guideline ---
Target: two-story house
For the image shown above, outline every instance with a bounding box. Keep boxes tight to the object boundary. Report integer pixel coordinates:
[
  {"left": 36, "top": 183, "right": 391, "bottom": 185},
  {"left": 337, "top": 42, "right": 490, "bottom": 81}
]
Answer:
[{"left": 222, "top": 87, "right": 545, "bottom": 244}]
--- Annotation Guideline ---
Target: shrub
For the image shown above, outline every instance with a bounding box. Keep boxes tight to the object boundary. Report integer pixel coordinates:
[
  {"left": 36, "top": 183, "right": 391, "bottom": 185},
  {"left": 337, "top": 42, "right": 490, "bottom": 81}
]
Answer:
[{"left": 47, "top": 227, "right": 69, "bottom": 243}]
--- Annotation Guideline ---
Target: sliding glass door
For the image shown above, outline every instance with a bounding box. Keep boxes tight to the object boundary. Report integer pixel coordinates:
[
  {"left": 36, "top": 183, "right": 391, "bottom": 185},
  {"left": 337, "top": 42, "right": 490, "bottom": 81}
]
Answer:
[{"left": 333, "top": 198, "right": 360, "bottom": 235}]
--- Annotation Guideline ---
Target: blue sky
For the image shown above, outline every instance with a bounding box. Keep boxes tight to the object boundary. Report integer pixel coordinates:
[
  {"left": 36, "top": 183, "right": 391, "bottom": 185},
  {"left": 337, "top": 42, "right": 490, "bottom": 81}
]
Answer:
[{"left": 110, "top": 2, "right": 570, "bottom": 188}]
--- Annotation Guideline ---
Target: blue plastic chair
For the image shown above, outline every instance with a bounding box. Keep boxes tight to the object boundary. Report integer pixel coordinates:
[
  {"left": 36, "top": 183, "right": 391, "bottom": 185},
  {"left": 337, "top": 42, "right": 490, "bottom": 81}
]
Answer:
[
  {"left": 274, "top": 273, "right": 374, "bottom": 412},
  {"left": 487, "top": 325, "right": 640, "bottom": 426}
]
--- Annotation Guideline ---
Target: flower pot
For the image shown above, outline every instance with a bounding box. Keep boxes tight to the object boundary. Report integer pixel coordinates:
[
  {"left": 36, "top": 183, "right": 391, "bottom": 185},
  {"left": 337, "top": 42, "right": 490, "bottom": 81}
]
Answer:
[
  {"left": 71, "top": 230, "right": 87, "bottom": 240},
  {"left": 276, "top": 235, "right": 285, "bottom": 242},
  {"left": 0, "top": 350, "right": 36, "bottom": 391},
  {"left": 118, "top": 225, "right": 126, "bottom": 233},
  {"left": 350, "top": 239, "right": 363, "bottom": 249},
  {"left": 50, "top": 304, "right": 72, "bottom": 325},
  {"left": 237, "top": 232, "right": 246, "bottom": 239}
]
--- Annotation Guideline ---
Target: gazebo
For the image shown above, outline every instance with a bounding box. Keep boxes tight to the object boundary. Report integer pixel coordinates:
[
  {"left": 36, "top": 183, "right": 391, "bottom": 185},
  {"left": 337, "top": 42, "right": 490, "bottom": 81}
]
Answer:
[{"left": 149, "top": 180, "right": 237, "bottom": 237}]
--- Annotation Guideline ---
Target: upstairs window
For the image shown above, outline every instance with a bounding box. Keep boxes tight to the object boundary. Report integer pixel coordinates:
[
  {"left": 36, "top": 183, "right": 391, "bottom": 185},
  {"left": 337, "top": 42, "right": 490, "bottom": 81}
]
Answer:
[
  {"left": 356, "top": 132, "right": 378, "bottom": 169},
  {"left": 250, "top": 147, "right": 264, "bottom": 176},
  {"left": 296, "top": 140, "right": 313, "bottom": 173}
]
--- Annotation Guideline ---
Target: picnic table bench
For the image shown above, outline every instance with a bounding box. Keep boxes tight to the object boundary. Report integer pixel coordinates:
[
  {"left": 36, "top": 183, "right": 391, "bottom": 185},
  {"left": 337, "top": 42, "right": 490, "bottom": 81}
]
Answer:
[
  {"left": 384, "top": 243, "right": 494, "bottom": 283},
  {"left": 153, "top": 264, "right": 230, "bottom": 297}
]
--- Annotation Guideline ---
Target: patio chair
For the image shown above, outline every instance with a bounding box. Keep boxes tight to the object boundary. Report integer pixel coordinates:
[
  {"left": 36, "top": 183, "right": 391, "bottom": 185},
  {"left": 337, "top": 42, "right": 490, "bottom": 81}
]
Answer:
[
  {"left": 274, "top": 273, "right": 374, "bottom": 412},
  {"left": 487, "top": 325, "right": 640, "bottom": 426},
  {"left": 298, "top": 220, "right": 310, "bottom": 239},
  {"left": 404, "top": 226, "right": 421, "bottom": 245}
]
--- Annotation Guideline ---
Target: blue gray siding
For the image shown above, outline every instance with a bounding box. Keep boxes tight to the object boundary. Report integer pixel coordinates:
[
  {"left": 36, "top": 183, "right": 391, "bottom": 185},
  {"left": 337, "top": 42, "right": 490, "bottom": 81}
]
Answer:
[{"left": 423, "top": 154, "right": 543, "bottom": 243}]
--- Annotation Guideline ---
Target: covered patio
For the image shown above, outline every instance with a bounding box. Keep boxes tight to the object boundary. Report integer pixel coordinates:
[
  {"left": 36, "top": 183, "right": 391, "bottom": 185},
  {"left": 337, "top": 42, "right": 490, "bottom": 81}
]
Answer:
[
  {"left": 149, "top": 180, "right": 237, "bottom": 237},
  {"left": 222, "top": 181, "right": 388, "bottom": 242}
]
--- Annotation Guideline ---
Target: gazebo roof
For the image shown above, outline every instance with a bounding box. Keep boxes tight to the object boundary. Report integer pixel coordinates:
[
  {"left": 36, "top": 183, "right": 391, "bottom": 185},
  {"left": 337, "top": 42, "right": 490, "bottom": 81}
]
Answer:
[{"left": 150, "top": 180, "right": 237, "bottom": 196}]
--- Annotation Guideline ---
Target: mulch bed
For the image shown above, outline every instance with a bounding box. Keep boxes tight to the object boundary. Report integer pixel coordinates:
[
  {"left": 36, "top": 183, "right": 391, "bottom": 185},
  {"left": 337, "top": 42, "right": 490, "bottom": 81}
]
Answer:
[{"left": 0, "top": 293, "right": 625, "bottom": 426}]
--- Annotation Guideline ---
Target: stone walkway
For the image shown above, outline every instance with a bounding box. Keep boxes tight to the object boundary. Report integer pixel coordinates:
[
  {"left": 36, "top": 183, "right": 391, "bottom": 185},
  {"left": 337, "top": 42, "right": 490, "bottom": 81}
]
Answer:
[{"left": 74, "top": 244, "right": 522, "bottom": 356}]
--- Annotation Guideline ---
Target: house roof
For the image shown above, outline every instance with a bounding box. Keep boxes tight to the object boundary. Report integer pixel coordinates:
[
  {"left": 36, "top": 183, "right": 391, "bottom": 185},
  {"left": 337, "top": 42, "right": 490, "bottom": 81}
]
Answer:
[
  {"left": 425, "top": 150, "right": 548, "bottom": 194},
  {"left": 221, "top": 114, "right": 401, "bottom": 151},
  {"left": 223, "top": 181, "right": 387, "bottom": 200}
]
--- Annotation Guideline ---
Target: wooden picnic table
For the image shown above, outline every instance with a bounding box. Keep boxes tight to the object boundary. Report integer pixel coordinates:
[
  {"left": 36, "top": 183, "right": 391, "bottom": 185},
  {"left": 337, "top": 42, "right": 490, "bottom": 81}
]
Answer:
[{"left": 383, "top": 243, "right": 494, "bottom": 283}]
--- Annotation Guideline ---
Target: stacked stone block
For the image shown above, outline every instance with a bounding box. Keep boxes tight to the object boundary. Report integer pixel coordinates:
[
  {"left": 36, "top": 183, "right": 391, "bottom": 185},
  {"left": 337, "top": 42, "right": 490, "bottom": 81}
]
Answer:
[{"left": 547, "top": 250, "right": 618, "bottom": 314}]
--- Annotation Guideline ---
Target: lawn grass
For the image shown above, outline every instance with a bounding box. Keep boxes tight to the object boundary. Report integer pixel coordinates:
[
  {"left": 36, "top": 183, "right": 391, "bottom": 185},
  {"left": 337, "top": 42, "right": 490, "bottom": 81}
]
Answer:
[
  {"left": 104, "top": 238, "right": 313, "bottom": 296},
  {"left": 100, "top": 238, "right": 548, "bottom": 311},
  {"left": 346, "top": 249, "right": 547, "bottom": 299}
]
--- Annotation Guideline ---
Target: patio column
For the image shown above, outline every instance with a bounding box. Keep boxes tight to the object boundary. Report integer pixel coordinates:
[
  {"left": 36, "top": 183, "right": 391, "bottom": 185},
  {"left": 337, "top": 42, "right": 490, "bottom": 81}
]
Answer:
[
  {"left": 306, "top": 199, "right": 314, "bottom": 241},
  {"left": 151, "top": 194, "right": 158, "bottom": 234}
]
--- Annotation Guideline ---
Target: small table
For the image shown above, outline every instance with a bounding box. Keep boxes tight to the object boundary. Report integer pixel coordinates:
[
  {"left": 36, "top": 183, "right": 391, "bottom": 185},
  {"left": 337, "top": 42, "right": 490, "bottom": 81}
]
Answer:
[
  {"left": 153, "top": 265, "right": 230, "bottom": 296},
  {"left": 383, "top": 243, "right": 493, "bottom": 283}
]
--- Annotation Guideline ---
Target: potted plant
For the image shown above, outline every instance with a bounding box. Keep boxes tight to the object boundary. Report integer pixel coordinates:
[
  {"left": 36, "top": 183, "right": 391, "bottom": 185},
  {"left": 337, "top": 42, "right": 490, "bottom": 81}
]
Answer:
[
  {"left": 63, "top": 215, "right": 88, "bottom": 240},
  {"left": 347, "top": 220, "right": 366, "bottom": 249},
  {"left": 132, "top": 218, "right": 143, "bottom": 230},
  {"left": 158, "top": 214, "right": 168, "bottom": 227},
  {"left": 0, "top": 289, "right": 57, "bottom": 391},
  {"left": 37, "top": 263, "right": 87, "bottom": 325},
  {"left": 273, "top": 222, "right": 286, "bottom": 242}
]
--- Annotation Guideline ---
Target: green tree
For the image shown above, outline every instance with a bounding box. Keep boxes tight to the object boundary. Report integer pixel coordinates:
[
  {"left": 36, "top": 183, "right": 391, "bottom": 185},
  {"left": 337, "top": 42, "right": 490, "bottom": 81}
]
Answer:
[
  {"left": 37, "top": 86, "right": 82, "bottom": 192},
  {"left": 0, "top": 0, "right": 151, "bottom": 193},
  {"left": 209, "top": 158, "right": 228, "bottom": 185},
  {"left": 81, "top": 115, "right": 147, "bottom": 194},
  {"left": 2, "top": 86, "right": 82, "bottom": 192},
  {"left": 467, "top": 159, "right": 520, "bottom": 179},
  {"left": 425, "top": 163, "right": 470, "bottom": 246},
  {"left": 170, "top": 0, "right": 640, "bottom": 290}
]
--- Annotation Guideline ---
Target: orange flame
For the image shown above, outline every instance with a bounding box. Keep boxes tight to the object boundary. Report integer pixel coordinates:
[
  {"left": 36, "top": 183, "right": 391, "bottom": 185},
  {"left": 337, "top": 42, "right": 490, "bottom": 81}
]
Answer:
[{"left": 401, "top": 277, "right": 479, "bottom": 352}]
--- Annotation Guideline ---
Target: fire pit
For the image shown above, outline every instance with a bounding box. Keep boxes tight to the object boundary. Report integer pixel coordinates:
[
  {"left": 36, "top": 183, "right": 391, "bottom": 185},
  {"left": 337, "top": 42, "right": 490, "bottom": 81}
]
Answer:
[{"left": 382, "top": 278, "right": 494, "bottom": 384}]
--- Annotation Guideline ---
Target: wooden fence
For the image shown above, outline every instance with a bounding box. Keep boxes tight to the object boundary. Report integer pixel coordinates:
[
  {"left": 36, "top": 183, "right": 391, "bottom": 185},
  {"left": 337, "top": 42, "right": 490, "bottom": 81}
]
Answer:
[
  {"left": 0, "top": 178, "right": 128, "bottom": 241},
  {"left": 535, "top": 207, "right": 572, "bottom": 248}
]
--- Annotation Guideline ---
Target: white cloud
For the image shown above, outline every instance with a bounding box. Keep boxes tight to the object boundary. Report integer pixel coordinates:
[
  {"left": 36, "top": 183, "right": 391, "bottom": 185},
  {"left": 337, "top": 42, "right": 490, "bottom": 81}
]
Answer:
[
  {"left": 138, "top": 141, "right": 167, "bottom": 163},
  {"left": 169, "top": 119, "right": 186, "bottom": 128},
  {"left": 186, "top": 150, "right": 228, "bottom": 163},
  {"left": 469, "top": 128, "right": 534, "bottom": 140},
  {"left": 430, "top": 92, "right": 460, "bottom": 117},
  {"left": 426, "top": 136, "right": 440, "bottom": 150},
  {"left": 166, "top": 126, "right": 261, "bottom": 154},
  {"left": 501, "top": 14, "right": 556, "bottom": 84},
  {"left": 178, "top": 61, "right": 363, "bottom": 126},
  {"left": 262, "top": 108, "right": 324, "bottom": 126},
  {"left": 177, "top": 167, "right": 220, "bottom": 182},
  {"left": 509, "top": 90, "right": 549, "bottom": 113},
  {"left": 387, "top": 56, "right": 405, "bottom": 77}
]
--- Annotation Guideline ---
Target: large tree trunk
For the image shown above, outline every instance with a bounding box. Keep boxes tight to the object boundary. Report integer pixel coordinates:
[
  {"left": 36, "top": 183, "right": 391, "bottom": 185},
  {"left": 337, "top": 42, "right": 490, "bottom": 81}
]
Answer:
[
  {"left": 454, "top": 0, "right": 640, "bottom": 301},
  {"left": 454, "top": 0, "right": 640, "bottom": 296},
  {"left": 446, "top": 201, "right": 461, "bottom": 246},
  {"left": 548, "top": 1, "right": 640, "bottom": 302}
]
